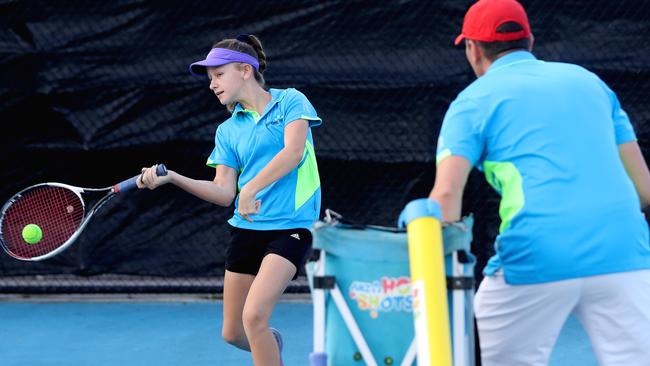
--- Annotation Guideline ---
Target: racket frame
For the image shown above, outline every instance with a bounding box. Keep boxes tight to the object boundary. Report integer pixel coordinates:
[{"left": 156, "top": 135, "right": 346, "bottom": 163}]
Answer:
[
  {"left": 0, "top": 182, "right": 116, "bottom": 261},
  {"left": 0, "top": 164, "right": 166, "bottom": 261}
]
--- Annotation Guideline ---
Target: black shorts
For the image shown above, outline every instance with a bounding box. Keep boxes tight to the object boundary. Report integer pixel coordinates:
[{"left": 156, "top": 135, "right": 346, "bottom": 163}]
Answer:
[{"left": 226, "top": 227, "right": 312, "bottom": 279}]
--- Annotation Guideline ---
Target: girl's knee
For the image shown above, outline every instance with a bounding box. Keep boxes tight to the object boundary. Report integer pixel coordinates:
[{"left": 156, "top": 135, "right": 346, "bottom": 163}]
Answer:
[
  {"left": 242, "top": 306, "right": 270, "bottom": 332},
  {"left": 222, "top": 329, "right": 241, "bottom": 344},
  {"left": 222, "top": 323, "right": 247, "bottom": 347}
]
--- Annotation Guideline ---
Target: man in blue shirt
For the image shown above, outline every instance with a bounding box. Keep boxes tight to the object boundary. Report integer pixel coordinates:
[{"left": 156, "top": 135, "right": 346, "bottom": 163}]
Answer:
[{"left": 430, "top": 0, "right": 650, "bottom": 364}]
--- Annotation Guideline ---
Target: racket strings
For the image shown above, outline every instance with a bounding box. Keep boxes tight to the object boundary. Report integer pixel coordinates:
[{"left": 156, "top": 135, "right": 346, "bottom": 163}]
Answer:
[{"left": 1, "top": 186, "right": 85, "bottom": 259}]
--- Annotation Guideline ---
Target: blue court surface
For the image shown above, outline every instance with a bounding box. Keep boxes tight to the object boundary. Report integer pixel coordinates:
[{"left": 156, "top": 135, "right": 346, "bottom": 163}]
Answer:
[{"left": 0, "top": 296, "right": 597, "bottom": 366}]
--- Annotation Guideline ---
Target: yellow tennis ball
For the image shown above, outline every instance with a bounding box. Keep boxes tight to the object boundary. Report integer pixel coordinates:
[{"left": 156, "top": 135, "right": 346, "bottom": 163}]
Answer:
[{"left": 22, "top": 224, "right": 43, "bottom": 244}]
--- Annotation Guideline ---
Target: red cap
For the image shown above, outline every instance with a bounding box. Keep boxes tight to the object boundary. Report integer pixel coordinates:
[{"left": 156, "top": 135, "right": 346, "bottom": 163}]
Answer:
[{"left": 454, "top": 0, "right": 531, "bottom": 46}]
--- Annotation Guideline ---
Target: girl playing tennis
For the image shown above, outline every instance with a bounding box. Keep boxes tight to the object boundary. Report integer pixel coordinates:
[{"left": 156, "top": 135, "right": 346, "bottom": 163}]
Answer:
[{"left": 137, "top": 34, "right": 322, "bottom": 366}]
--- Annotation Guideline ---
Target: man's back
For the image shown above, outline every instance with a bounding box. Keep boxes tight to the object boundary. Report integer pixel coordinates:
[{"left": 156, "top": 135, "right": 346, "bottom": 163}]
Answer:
[
  {"left": 440, "top": 2, "right": 650, "bottom": 364},
  {"left": 439, "top": 51, "right": 650, "bottom": 284}
]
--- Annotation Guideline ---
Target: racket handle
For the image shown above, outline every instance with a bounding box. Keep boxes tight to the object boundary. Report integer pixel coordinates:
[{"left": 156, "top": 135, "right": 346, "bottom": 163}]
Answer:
[{"left": 114, "top": 164, "right": 168, "bottom": 193}]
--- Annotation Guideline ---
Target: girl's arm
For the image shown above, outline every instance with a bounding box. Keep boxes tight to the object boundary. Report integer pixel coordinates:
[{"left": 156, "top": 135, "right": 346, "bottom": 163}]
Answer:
[
  {"left": 238, "top": 119, "right": 309, "bottom": 221},
  {"left": 138, "top": 164, "right": 238, "bottom": 207}
]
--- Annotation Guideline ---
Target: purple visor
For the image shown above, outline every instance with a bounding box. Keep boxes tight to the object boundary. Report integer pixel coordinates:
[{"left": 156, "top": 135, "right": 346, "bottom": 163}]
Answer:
[{"left": 188, "top": 48, "right": 260, "bottom": 76}]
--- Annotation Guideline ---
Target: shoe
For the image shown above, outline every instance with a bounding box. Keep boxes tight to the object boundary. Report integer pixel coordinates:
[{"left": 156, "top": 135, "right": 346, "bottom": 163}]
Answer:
[{"left": 270, "top": 327, "right": 284, "bottom": 365}]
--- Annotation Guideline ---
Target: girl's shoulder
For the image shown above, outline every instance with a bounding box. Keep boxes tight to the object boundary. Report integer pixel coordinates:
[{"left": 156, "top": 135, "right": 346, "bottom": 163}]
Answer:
[
  {"left": 215, "top": 115, "right": 239, "bottom": 135},
  {"left": 270, "top": 87, "right": 307, "bottom": 102}
]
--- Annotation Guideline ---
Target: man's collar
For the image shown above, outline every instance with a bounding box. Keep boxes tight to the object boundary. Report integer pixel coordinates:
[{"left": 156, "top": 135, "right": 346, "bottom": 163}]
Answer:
[{"left": 487, "top": 50, "right": 537, "bottom": 74}]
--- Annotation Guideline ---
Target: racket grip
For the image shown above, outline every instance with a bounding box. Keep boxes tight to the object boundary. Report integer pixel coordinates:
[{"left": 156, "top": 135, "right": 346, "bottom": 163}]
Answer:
[{"left": 115, "top": 164, "right": 168, "bottom": 193}]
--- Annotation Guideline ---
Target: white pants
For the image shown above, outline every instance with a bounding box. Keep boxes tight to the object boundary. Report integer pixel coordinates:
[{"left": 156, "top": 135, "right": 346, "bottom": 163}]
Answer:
[{"left": 474, "top": 269, "right": 650, "bottom": 366}]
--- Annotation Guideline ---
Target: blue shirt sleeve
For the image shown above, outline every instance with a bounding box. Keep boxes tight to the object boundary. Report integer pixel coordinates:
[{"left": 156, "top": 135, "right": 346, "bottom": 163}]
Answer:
[
  {"left": 206, "top": 124, "right": 239, "bottom": 170},
  {"left": 598, "top": 80, "right": 637, "bottom": 144},
  {"left": 436, "top": 96, "right": 485, "bottom": 168},
  {"left": 283, "top": 89, "right": 322, "bottom": 128}
]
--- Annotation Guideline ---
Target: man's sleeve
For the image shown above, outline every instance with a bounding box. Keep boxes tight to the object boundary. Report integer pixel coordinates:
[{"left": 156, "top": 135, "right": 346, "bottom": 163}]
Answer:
[
  {"left": 436, "top": 97, "right": 485, "bottom": 168},
  {"left": 283, "top": 89, "right": 322, "bottom": 128},
  {"left": 206, "top": 125, "right": 239, "bottom": 170},
  {"left": 598, "top": 78, "right": 636, "bottom": 144}
]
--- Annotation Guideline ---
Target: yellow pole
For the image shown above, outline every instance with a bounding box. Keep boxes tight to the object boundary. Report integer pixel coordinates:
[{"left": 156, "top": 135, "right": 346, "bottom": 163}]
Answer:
[{"left": 401, "top": 199, "right": 452, "bottom": 366}]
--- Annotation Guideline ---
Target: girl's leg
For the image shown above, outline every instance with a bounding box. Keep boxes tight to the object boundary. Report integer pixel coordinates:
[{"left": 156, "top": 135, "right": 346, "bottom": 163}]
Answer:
[
  {"left": 222, "top": 270, "right": 255, "bottom": 350},
  {"left": 243, "top": 253, "right": 296, "bottom": 366}
]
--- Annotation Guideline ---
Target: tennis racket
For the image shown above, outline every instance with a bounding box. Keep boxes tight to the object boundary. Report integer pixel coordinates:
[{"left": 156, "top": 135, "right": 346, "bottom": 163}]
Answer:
[{"left": 0, "top": 164, "right": 167, "bottom": 261}]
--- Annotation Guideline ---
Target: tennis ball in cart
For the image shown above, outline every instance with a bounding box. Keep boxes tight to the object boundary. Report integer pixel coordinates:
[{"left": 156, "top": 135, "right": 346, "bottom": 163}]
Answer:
[{"left": 22, "top": 224, "right": 43, "bottom": 244}]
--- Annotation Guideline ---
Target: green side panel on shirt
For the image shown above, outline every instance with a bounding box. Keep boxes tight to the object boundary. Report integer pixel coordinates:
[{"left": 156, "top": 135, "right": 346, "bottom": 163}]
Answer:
[
  {"left": 296, "top": 141, "right": 320, "bottom": 210},
  {"left": 237, "top": 167, "right": 243, "bottom": 192},
  {"left": 483, "top": 161, "right": 525, "bottom": 233}
]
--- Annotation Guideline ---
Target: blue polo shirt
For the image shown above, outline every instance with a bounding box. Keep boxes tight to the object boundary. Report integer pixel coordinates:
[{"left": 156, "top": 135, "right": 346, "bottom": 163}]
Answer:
[
  {"left": 207, "top": 88, "right": 322, "bottom": 230},
  {"left": 437, "top": 51, "right": 650, "bottom": 284}
]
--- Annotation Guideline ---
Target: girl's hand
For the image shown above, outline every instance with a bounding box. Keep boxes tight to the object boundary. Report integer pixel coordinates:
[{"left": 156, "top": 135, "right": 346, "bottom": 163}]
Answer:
[
  {"left": 137, "top": 164, "right": 171, "bottom": 190},
  {"left": 238, "top": 187, "right": 261, "bottom": 222}
]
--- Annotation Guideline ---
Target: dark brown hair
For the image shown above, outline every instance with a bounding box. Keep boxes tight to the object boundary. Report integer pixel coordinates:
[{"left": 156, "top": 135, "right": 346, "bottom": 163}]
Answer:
[
  {"left": 475, "top": 22, "right": 531, "bottom": 60},
  {"left": 212, "top": 34, "right": 267, "bottom": 87}
]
